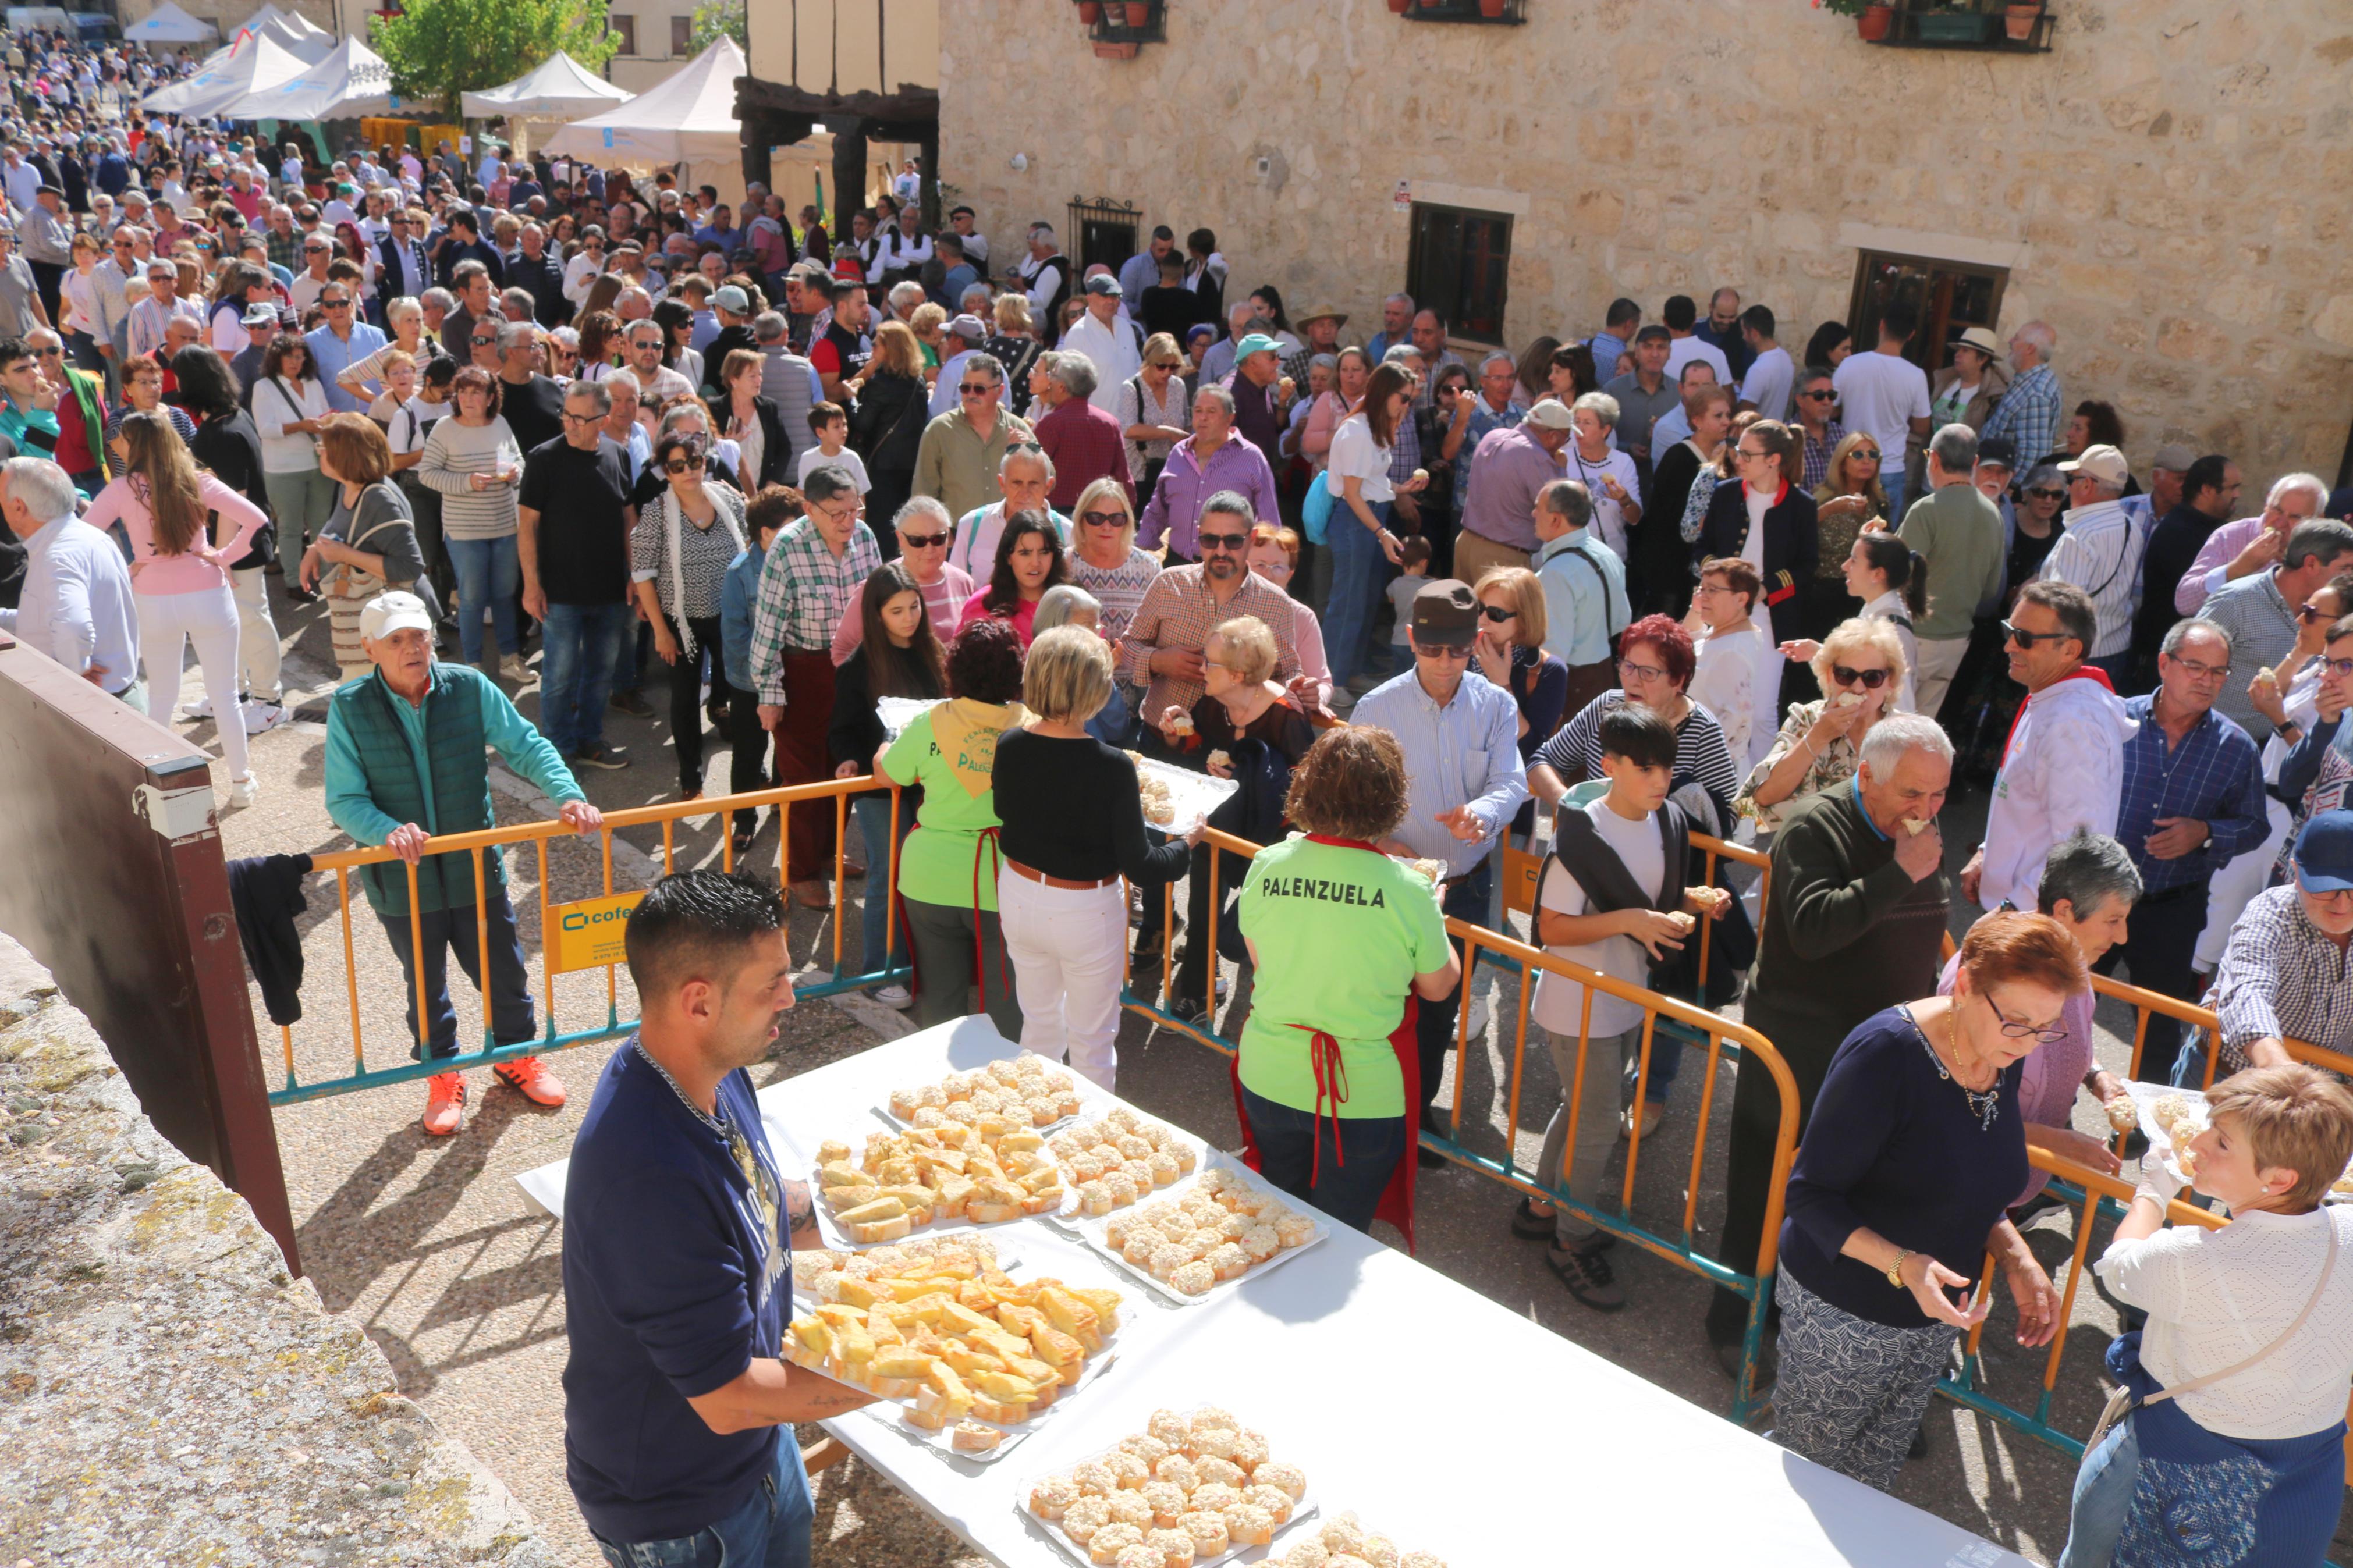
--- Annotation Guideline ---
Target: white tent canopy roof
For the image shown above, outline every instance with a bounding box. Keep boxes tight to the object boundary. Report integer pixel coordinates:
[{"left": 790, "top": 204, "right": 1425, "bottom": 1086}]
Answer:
[
  {"left": 542, "top": 37, "right": 744, "bottom": 167},
  {"left": 122, "top": 1, "right": 214, "bottom": 43},
  {"left": 461, "top": 49, "right": 631, "bottom": 122},
  {"left": 232, "top": 3, "right": 326, "bottom": 41},
  {"left": 142, "top": 28, "right": 313, "bottom": 116},
  {"left": 214, "top": 33, "right": 393, "bottom": 122}
]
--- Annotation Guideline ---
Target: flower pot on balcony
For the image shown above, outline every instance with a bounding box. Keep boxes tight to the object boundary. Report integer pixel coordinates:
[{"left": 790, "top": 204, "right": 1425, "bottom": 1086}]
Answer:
[
  {"left": 1479, "top": 0, "right": 1506, "bottom": 15},
  {"left": 1123, "top": 0, "right": 1150, "bottom": 24},
  {"left": 1093, "top": 39, "right": 1138, "bottom": 56},
  {"left": 1857, "top": 3, "right": 1894, "bottom": 40},
  {"left": 2004, "top": 2, "right": 2042, "bottom": 39},
  {"left": 1916, "top": 10, "right": 1992, "bottom": 41},
  {"left": 1077, "top": 0, "right": 1099, "bottom": 21},
  {"left": 1386, "top": 0, "right": 1410, "bottom": 11}
]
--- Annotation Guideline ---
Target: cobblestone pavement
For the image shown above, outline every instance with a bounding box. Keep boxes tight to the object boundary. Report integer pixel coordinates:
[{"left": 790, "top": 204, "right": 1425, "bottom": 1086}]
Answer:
[{"left": 183, "top": 588, "right": 2348, "bottom": 1565}]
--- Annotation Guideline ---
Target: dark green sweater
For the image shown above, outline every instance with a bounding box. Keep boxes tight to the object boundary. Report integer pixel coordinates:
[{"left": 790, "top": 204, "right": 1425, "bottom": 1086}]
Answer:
[{"left": 1744, "top": 782, "right": 1950, "bottom": 1061}]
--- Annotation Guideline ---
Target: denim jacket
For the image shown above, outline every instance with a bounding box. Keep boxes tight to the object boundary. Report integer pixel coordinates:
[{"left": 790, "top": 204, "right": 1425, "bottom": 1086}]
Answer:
[{"left": 719, "top": 541, "right": 765, "bottom": 696}]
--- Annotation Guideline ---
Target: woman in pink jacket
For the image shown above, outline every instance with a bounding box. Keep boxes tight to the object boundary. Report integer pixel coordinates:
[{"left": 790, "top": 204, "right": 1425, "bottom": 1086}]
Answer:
[{"left": 85, "top": 411, "right": 271, "bottom": 808}]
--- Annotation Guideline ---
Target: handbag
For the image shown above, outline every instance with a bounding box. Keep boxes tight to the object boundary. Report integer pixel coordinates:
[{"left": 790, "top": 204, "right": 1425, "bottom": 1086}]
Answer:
[
  {"left": 2085, "top": 1219, "right": 2339, "bottom": 1452},
  {"left": 1301, "top": 467, "right": 1336, "bottom": 545}
]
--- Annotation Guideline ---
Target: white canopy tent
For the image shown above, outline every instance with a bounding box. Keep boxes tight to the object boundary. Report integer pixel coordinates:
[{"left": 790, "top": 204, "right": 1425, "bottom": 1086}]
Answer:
[
  {"left": 542, "top": 37, "right": 745, "bottom": 195},
  {"left": 141, "top": 28, "right": 314, "bottom": 115},
  {"left": 122, "top": 1, "right": 215, "bottom": 45},
  {"left": 230, "top": 2, "right": 325, "bottom": 42},
  {"left": 212, "top": 34, "right": 393, "bottom": 122},
  {"left": 461, "top": 50, "right": 631, "bottom": 123}
]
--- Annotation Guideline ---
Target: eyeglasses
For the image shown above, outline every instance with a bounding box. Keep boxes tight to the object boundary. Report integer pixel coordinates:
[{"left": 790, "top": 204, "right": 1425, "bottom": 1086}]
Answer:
[
  {"left": 899, "top": 531, "right": 947, "bottom": 549},
  {"left": 1079, "top": 510, "right": 1128, "bottom": 528},
  {"left": 1851, "top": 448, "right": 1881, "bottom": 461},
  {"left": 1796, "top": 389, "right": 1835, "bottom": 401},
  {"left": 2171, "top": 656, "right": 2230, "bottom": 681},
  {"left": 560, "top": 410, "right": 600, "bottom": 425},
  {"left": 2025, "top": 487, "right": 2066, "bottom": 500},
  {"left": 1478, "top": 605, "right": 1516, "bottom": 623},
  {"left": 1982, "top": 994, "right": 2069, "bottom": 1046},
  {"left": 2001, "top": 620, "right": 2074, "bottom": 649},
  {"left": 1617, "top": 659, "right": 1669, "bottom": 682},
  {"left": 2299, "top": 603, "right": 2331, "bottom": 622},
  {"left": 471, "top": 335, "right": 496, "bottom": 346},
  {"left": 1148, "top": 360, "right": 1181, "bottom": 370},
  {"left": 1736, "top": 446, "right": 1773, "bottom": 461},
  {"left": 1416, "top": 642, "right": 1472, "bottom": 661},
  {"left": 1832, "top": 664, "right": 1890, "bottom": 688},
  {"left": 1197, "top": 531, "right": 1249, "bottom": 551},
  {"left": 322, "top": 298, "right": 349, "bottom": 308},
  {"left": 2324, "top": 657, "right": 2353, "bottom": 679}
]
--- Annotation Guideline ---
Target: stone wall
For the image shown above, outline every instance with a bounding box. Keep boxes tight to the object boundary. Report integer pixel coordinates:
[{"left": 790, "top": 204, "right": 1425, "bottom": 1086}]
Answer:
[
  {"left": 0, "top": 936, "right": 555, "bottom": 1567},
  {"left": 939, "top": 0, "right": 2353, "bottom": 488}
]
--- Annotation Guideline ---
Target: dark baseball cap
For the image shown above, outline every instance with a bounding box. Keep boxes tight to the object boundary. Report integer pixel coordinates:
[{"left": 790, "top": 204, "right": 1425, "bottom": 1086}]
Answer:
[
  {"left": 1410, "top": 578, "right": 1479, "bottom": 649},
  {"left": 2294, "top": 810, "right": 2353, "bottom": 893}
]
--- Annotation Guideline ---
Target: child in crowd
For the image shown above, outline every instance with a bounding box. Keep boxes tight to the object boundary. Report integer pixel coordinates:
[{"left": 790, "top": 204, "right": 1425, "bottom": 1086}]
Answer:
[
  {"left": 1513, "top": 705, "right": 1724, "bottom": 1313},
  {"left": 1385, "top": 534, "right": 1431, "bottom": 673},
  {"left": 797, "top": 399, "right": 872, "bottom": 493},
  {"left": 1685, "top": 556, "right": 1774, "bottom": 769}
]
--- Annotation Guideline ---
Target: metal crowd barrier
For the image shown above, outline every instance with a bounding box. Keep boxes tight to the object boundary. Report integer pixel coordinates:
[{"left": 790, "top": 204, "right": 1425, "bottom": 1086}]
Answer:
[
  {"left": 273, "top": 777, "right": 910, "bottom": 1106},
  {"left": 1118, "top": 824, "right": 1802, "bottom": 1425}
]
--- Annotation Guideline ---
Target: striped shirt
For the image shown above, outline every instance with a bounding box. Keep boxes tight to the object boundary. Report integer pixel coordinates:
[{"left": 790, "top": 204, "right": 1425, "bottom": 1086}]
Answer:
[
  {"left": 748, "top": 518, "right": 882, "bottom": 705},
  {"left": 416, "top": 415, "right": 523, "bottom": 541},
  {"left": 1068, "top": 545, "right": 1162, "bottom": 642},
  {"left": 2036, "top": 499, "right": 2143, "bottom": 658},
  {"left": 1535, "top": 689, "right": 1743, "bottom": 834}
]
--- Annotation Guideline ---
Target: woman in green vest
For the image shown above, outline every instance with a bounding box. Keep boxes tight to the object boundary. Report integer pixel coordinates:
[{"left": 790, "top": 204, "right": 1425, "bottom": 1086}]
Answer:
[{"left": 875, "top": 617, "right": 1026, "bottom": 1038}]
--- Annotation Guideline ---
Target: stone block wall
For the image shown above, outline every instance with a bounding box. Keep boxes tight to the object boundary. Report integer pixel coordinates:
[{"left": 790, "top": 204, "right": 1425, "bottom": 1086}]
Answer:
[
  {"left": 940, "top": 0, "right": 2353, "bottom": 488},
  {"left": 0, "top": 936, "right": 554, "bottom": 1567}
]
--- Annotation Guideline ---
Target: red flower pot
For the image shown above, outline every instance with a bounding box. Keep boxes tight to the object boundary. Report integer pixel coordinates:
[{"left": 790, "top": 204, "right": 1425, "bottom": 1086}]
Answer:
[
  {"left": 2004, "top": 2, "right": 2041, "bottom": 39},
  {"left": 1077, "top": 0, "right": 1099, "bottom": 21},
  {"left": 1093, "top": 40, "right": 1138, "bottom": 56},
  {"left": 1123, "top": 1, "right": 1149, "bottom": 24},
  {"left": 1858, "top": 3, "right": 1894, "bottom": 40},
  {"left": 1386, "top": 0, "right": 1410, "bottom": 11},
  {"left": 1479, "top": 0, "right": 1506, "bottom": 15}
]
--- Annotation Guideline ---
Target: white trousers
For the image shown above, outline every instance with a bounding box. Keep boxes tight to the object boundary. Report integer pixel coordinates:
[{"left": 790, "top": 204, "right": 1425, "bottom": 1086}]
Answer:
[
  {"left": 139, "top": 582, "right": 249, "bottom": 781},
  {"left": 1911, "top": 635, "right": 1971, "bottom": 721},
  {"left": 2196, "top": 795, "right": 2293, "bottom": 972},
  {"left": 230, "top": 565, "right": 282, "bottom": 703},
  {"left": 996, "top": 868, "right": 1127, "bottom": 1091}
]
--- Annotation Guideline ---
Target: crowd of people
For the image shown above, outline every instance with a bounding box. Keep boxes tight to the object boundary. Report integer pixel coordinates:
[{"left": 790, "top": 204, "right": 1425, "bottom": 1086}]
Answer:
[{"left": 1, "top": 27, "right": 2351, "bottom": 1562}]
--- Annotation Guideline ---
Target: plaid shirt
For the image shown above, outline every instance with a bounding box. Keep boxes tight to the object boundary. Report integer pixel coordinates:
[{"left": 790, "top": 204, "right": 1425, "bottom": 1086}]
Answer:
[
  {"left": 265, "top": 226, "right": 300, "bottom": 273},
  {"left": 1386, "top": 402, "right": 1422, "bottom": 488},
  {"left": 2116, "top": 694, "right": 2267, "bottom": 895},
  {"left": 1798, "top": 418, "right": 1846, "bottom": 493},
  {"left": 1116, "top": 565, "right": 1302, "bottom": 716},
  {"left": 2211, "top": 884, "right": 2353, "bottom": 1071},
  {"left": 1979, "top": 361, "right": 2061, "bottom": 467},
  {"left": 747, "top": 518, "right": 881, "bottom": 705}
]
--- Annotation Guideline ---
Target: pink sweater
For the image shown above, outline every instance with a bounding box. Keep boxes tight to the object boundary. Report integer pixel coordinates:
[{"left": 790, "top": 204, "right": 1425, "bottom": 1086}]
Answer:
[{"left": 85, "top": 473, "right": 270, "bottom": 596}]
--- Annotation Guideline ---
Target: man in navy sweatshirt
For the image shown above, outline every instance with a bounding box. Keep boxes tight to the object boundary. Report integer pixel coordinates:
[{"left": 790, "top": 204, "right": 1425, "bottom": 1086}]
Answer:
[{"left": 561, "top": 871, "right": 874, "bottom": 1565}]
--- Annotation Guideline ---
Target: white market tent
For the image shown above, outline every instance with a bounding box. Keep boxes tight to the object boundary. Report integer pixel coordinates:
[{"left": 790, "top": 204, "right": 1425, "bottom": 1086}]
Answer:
[
  {"left": 461, "top": 49, "right": 631, "bottom": 123},
  {"left": 542, "top": 36, "right": 743, "bottom": 190},
  {"left": 231, "top": 2, "right": 326, "bottom": 43},
  {"left": 214, "top": 33, "right": 393, "bottom": 121},
  {"left": 142, "top": 28, "right": 315, "bottom": 115},
  {"left": 122, "top": 1, "right": 215, "bottom": 45}
]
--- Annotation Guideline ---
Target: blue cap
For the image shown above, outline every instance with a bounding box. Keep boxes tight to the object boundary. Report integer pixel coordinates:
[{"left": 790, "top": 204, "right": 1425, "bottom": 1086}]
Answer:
[{"left": 2294, "top": 810, "right": 2353, "bottom": 892}]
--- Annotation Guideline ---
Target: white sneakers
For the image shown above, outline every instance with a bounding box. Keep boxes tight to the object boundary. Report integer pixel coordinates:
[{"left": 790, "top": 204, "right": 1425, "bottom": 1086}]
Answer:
[
  {"left": 501, "top": 653, "right": 532, "bottom": 684},
  {"left": 226, "top": 775, "right": 261, "bottom": 810},
  {"left": 875, "top": 984, "right": 913, "bottom": 1009},
  {"left": 240, "top": 699, "right": 290, "bottom": 734}
]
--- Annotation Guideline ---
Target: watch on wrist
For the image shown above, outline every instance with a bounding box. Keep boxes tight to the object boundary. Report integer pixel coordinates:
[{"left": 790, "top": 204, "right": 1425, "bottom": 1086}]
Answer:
[{"left": 1886, "top": 1248, "right": 1912, "bottom": 1289}]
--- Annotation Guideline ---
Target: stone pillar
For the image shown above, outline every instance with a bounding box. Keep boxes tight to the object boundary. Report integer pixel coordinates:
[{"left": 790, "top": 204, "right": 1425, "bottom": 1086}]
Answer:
[
  {"left": 740, "top": 111, "right": 773, "bottom": 193},
  {"left": 831, "top": 119, "right": 868, "bottom": 242},
  {"left": 920, "top": 123, "right": 939, "bottom": 230}
]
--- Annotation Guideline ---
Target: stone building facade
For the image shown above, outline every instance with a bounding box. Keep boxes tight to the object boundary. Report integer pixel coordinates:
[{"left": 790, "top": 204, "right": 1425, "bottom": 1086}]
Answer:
[{"left": 938, "top": 0, "right": 2353, "bottom": 490}]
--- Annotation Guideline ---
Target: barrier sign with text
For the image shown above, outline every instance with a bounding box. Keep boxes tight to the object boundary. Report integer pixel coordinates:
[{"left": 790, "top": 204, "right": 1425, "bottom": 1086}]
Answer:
[{"left": 549, "top": 891, "right": 645, "bottom": 972}]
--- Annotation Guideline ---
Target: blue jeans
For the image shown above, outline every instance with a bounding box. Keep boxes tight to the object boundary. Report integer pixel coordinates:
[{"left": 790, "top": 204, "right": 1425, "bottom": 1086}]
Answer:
[
  {"left": 1087, "top": 685, "right": 1140, "bottom": 748},
  {"left": 2055, "top": 1413, "right": 2138, "bottom": 1568},
  {"left": 1325, "top": 500, "right": 1392, "bottom": 685},
  {"left": 612, "top": 616, "right": 650, "bottom": 696},
  {"left": 590, "top": 1436, "right": 813, "bottom": 1568},
  {"left": 849, "top": 792, "right": 914, "bottom": 981},
  {"left": 1415, "top": 858, "right": 1494, "bottom": 1114},
  {"left": 445, "top": 535, "right": 521, "bottom": 663},
  {"left": 540, "top": 600, "right": 630, "bottom": 757},
  {"left": 375, "top": 890, "right": 536, "bottom": 1061},
  {"left": 1240, "top": 1086, "right": 1406, "bottom": 1234},
  {"left": 1880, "top": 470, "right": 1908, "bottom": 521}
]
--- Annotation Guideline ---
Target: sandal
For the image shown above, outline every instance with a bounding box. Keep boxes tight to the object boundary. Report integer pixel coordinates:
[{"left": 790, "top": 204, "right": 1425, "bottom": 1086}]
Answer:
[{"left": 1510, "top": 1197, "right": 1556, "bottom": 1240}]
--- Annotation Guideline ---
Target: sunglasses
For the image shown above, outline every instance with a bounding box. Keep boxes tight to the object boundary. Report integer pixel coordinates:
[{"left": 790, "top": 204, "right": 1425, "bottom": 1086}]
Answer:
[
  {"left": 2001, "top": 621, "right": 2074, "bottom": 648},
  {"left": 1833, "top": 665, "right": 1890, "bottom": 688},
  {"left": 1478, "top": 605, "right": 1516, "bottom": 622},
  {"left": 663, "top": 459, "right": 698, "bottom": 474},
  {"left": 1148, "top": 360, "right": 1181, "bottom": 370},
  {"left": 1416, "top": 642, "right": 1472, "bottom": 661},
  {"left": 1197, "top": 532, "right": 1248, "bottom": 551},
  {"left": 2025, "top": 487, "right": 2066, "bottom": 500},
  {"left": 899, "top": 531, "right": 947, "bottom": 549},
  {"left": 1079, "top": 510, "right": 1128, "bottom": 528},
  {"left": 1851, "top": 448, "right": 1881, "bottom": 461},
  {"left": 1797, "top": 389, "right": 1836, "bottom": 400},
  {"left": 2301, "top": 603, "right": 2333, "bottom": 622},
  {"left": 471, "top": 336, "right": 497, "bottom": 346},
  {"left": 323, "top": 298, "right": 350, "bottom": 308},
  {"left": 957, "top": 382, "right": 993, "bottom": 397}
]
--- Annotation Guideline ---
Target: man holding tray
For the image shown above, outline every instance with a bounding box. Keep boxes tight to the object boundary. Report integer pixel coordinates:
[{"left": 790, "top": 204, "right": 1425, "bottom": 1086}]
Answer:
[{"left": 563, "top": 871, "right": 872, "bottom": 1568}]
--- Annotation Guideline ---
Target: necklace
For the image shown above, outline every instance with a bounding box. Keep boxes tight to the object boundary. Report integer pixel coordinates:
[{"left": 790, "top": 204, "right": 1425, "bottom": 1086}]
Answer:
[
  {"left": 634, "top": 1037, "right": 727, "bottom": 1136},
  {"left": 1914, "top": 1004, "right": 2000, "bottom": 1132}
]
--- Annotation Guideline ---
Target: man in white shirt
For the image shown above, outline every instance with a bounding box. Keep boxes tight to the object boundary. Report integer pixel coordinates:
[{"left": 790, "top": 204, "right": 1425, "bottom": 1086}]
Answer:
[
  {"left": 1, "top": 146, "right": 38, "bottom": 214},
  {"left": 288, "top": 232, "right": 335, "bottom": 314},
  {"left": 0, "top": 455, "right": 141, "bottom": 702},
  {"left": 1660, "top": 294, "right": 1731, "bottom": 387},
  {"left": 1831, "top": 307, "right": 1932, "bottom": 517},
  {"left": 1645, "top": 360, "right": 1718, "bottom": 454},
  {"left": 1059, "top": 275, "right": 1142, "bottom": 418},
  {"left": 126, "top": 257, "right": 199, "bottom": 358},
  {"left": 2036, "top": 443, "right": 2148, "bottom": 681},
  {"left": 1736, "top": 305, "right": 1795, "bottom": 423}
]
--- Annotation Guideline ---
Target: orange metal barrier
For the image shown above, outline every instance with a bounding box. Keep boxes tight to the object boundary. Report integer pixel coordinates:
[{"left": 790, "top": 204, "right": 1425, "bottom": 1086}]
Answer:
[{"left": 275, "top": 776, "right": 903, "bottom": 1105}]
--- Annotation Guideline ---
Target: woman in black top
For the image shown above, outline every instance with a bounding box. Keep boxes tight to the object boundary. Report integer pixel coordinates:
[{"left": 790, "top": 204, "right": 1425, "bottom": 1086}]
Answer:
[
  {"left": 830, "top": 562, "right": 947, "bottom": 1004},
  {"left": 2006, "top": 463, "right": 2067, "bottom": 606},
  {"left": 172, "top": 345, "right": 282, "bottom": 715},
  {"left": 994, "top": 625, "right": 1193, "bottom": 1089},
  {"left": 847, "top": 319, "right": 928, "bottom": 549}
]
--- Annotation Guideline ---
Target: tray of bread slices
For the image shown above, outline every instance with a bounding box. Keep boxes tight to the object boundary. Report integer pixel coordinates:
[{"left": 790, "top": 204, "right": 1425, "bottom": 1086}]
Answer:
[
  {"left": 1064, "top": 1158, "right": 1328, "bottom": 1306},
  {"left": 1126, "top": 748, "right": 1236, "bottom": 837},
  {"left": 877, "top": 695, "right": 934, "bottom": 742},
  {"left": 1266, "top": 1511, "right": 1451, "bottom": 1568},
  {"left": 2125, "top": 1080, "right": 2353, "bottom": 1201},
  {"left": 1018, "top": 1406, "right": 1316, "bottom": 1568},
  {"left": 786, "top": 1236, "right": 1127, "bottom": 1463}
]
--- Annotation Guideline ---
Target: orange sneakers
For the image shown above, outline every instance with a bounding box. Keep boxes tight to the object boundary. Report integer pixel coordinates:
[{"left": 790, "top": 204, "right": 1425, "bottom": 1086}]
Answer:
[
  {"left": 494, "top": 1056, "right": 568, "bottom": 1108},
  {"left": 421, "top": 1072, "right": 467, "bottom": 1136}
]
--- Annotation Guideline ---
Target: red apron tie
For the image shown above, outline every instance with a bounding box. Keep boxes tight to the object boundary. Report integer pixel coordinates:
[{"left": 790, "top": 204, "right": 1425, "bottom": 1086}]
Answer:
[{"left": 1287, "top": 1024, "right": 1354, "bottom": 1186}]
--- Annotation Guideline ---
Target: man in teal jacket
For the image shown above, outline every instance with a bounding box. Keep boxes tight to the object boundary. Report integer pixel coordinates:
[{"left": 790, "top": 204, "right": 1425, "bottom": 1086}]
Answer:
[{"left": 325, "top": 590, "right": 604, "bottom": 1136}]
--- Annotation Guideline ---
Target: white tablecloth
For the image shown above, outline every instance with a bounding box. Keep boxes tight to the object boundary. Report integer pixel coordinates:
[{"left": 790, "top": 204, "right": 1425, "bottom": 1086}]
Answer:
[{"left": 520, "top": 1017, "right": 2029, "bottom": 1567}]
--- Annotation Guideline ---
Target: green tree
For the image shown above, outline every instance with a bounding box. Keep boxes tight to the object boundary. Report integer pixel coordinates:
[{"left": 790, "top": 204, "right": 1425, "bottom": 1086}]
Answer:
[
  {"left": 371, "top": 0, "right": 620, "bottom": 118},
  {"left": 687, "top": 0, "right": 746, "bottom": 52}
]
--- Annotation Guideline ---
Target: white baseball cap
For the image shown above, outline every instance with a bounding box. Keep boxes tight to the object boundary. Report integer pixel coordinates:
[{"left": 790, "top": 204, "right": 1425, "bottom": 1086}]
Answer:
[{"left": 359, "top": 590, "right": 436, "bottom": 642}]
